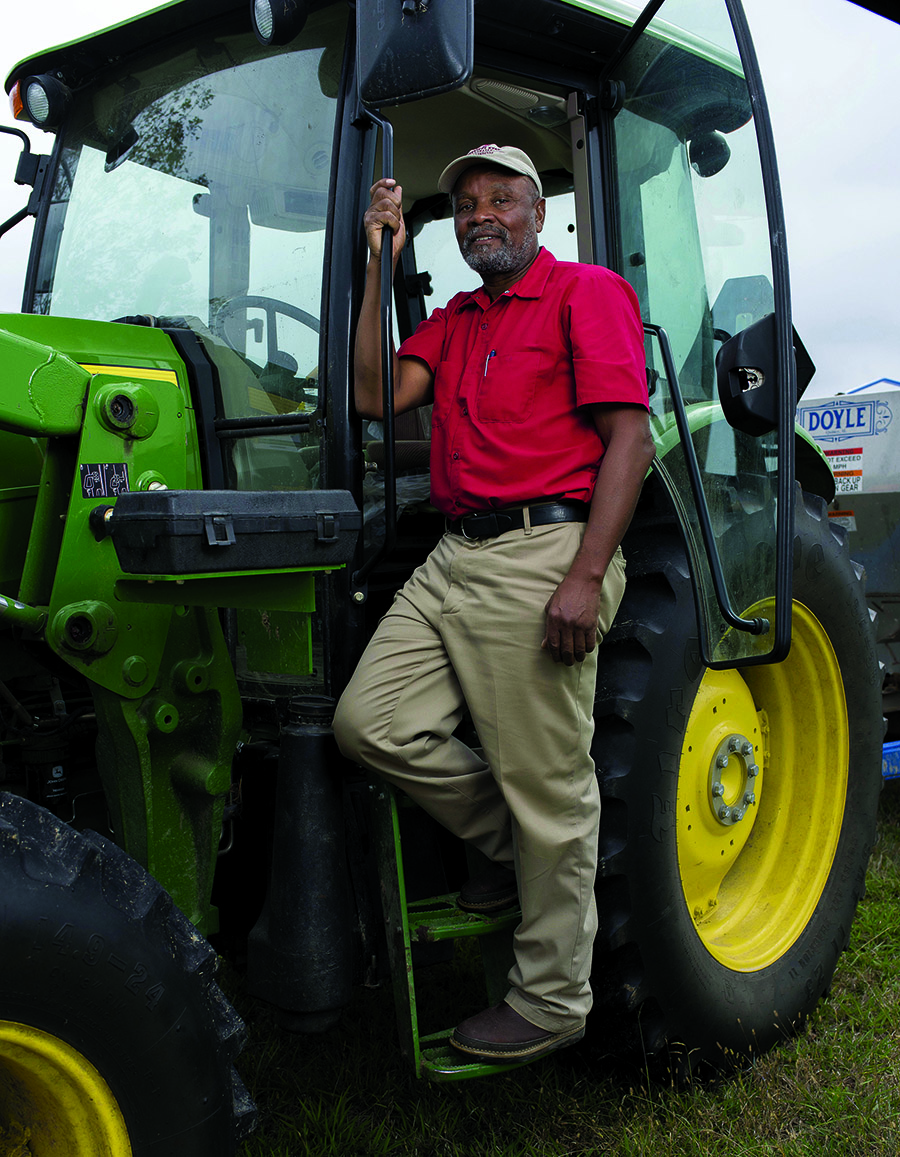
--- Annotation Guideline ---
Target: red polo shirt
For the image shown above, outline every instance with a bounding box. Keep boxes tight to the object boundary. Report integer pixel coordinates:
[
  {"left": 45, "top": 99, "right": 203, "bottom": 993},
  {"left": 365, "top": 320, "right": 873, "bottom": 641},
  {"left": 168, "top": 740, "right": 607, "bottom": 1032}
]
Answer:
[{"left": 398, "top": 247, "right": 648, "bottom": 517}]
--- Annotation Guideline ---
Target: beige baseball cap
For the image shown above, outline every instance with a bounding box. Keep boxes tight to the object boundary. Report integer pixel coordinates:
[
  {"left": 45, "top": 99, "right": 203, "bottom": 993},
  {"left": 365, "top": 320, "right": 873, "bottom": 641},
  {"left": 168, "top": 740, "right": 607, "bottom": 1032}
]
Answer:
[{"left": 438, "top": 144, "right": 542, "bottom": 197}]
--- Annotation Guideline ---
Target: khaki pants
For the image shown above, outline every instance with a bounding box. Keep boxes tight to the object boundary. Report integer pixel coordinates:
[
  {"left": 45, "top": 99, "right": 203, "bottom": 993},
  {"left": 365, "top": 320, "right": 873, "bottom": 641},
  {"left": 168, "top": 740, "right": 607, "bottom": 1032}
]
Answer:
[{"left": 334, "top": 521, "right": 626, "bottom": 1032}]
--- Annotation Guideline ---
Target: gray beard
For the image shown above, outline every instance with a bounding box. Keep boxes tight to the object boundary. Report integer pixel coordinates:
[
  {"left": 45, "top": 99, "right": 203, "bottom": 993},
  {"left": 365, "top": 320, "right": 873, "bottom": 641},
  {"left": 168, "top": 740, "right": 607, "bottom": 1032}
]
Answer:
[{"left": 461, "top": 226, "right": 538, "bottom": 276}]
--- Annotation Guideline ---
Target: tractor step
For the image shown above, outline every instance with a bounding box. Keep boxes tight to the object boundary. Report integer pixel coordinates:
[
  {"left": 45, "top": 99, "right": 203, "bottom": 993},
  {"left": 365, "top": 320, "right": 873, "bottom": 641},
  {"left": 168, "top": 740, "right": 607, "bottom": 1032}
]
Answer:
[
  {"left": 419, "top": 1031, "right": 534, "bottom": 1081},
  {"left": 407, "top": 895, "right": 521, "bottom": 942},
  {"left": 372, "top": 783, "right": 532, "bottom": 1080}
]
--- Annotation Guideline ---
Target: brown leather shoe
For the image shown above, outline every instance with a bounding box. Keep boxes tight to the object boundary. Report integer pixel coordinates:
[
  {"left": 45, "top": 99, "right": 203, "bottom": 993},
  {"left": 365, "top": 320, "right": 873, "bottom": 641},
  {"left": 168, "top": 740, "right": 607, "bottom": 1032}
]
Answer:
[
  {"left": 456, "top": 863, "right": 518, "bottom": 913},
  {"left": 450, "top": 1002, "right": 585, "bottom": 1062}
]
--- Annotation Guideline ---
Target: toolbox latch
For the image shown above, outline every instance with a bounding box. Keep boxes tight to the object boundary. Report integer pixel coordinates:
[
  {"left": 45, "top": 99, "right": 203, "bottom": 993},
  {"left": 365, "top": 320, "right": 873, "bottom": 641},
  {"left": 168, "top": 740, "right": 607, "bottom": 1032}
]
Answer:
[
  {"left": 204, "top": 513, "right": 236, "bottom": 547},
  {"left": 316, "top": 513, "right": 338, "bottom": 543}
]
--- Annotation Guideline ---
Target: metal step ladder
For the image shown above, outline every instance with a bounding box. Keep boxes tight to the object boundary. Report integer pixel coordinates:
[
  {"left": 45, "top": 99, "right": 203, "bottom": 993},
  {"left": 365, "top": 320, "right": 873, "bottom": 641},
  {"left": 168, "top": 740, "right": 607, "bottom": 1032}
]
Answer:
[{"left": 372, "top": 782, "right": 530, "bottom": 1080}]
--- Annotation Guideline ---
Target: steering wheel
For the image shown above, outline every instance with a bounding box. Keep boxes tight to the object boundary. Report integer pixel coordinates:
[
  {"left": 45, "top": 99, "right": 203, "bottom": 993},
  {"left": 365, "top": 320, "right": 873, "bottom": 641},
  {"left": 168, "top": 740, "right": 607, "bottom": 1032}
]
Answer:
[{"left": 213, "top": 294, "right": 320, "bottom": 367}]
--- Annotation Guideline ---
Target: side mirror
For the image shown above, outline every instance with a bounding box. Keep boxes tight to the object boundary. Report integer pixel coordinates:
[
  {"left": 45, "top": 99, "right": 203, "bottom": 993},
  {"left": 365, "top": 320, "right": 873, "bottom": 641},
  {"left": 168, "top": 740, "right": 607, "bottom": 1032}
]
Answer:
[
  {"left": 716, "top": 313, "right": 779, "bottom": 436},
  {"left": 715, "top": 313, "right": 816, "bottom": 436},
  {"left": 357, "top": 0, "right": 474, "bottom": 109},
  {"left": 688, "top": 131, "right": 730, "bottom": 178}
]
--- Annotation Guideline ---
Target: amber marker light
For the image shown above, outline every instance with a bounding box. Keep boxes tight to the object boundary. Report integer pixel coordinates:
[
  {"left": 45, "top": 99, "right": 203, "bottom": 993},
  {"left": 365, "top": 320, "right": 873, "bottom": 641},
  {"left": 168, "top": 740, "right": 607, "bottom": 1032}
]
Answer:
[{"left": 9, "top": 80, "right": 24, "bottom": 120}]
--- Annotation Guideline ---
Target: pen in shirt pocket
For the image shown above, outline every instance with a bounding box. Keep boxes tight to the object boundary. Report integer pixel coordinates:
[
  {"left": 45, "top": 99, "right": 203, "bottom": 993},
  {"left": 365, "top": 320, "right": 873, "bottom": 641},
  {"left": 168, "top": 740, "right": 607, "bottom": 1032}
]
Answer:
[{"left": 483, "top": 349, "right": 496, "bottom": 377}]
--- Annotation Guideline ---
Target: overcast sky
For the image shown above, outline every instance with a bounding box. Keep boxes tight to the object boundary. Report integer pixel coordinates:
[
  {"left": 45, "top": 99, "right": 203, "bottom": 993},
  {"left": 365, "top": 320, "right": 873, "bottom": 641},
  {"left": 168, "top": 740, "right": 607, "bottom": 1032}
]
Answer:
[{"left": 0, "top": 0, "right": 896, "bottom": 399}]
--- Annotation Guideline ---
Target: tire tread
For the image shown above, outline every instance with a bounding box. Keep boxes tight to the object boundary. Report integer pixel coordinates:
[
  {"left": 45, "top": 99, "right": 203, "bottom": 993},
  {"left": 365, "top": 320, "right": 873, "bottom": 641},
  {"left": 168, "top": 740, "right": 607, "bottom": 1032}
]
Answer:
[{"left": 0, "top": 791, "right": 256, "bottom": 1152}]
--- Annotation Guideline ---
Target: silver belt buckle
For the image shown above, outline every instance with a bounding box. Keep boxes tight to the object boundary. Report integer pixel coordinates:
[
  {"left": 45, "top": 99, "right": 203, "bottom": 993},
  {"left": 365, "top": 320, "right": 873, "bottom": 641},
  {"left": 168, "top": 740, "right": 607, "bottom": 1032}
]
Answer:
[{"left": 460, "top": 513, "right": 481, "bottom": 540}]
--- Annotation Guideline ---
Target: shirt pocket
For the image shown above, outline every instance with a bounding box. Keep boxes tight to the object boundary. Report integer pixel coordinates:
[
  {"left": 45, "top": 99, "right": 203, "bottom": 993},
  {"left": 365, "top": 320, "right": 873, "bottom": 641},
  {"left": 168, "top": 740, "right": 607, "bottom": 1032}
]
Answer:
[{"left": 475, "top": 350, "right": 545, "bottom": 423}]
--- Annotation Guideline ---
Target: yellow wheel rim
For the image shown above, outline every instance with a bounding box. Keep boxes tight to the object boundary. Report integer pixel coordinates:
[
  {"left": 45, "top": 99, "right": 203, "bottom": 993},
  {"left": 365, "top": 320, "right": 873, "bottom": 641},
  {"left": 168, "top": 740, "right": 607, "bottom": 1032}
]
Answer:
[
  {"left": 677, "top": 600, "right": 849, "bottom": 971},
  {"left": 0, "top": 1021, "right": 132, "bottom": 1156}
]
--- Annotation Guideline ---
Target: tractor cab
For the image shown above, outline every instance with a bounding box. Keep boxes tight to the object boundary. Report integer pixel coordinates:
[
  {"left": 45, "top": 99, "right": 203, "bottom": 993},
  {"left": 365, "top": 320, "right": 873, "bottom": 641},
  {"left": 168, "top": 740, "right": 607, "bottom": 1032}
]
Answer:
[{"left": 7, "top": 0, "right": 796, "bottom": 671}]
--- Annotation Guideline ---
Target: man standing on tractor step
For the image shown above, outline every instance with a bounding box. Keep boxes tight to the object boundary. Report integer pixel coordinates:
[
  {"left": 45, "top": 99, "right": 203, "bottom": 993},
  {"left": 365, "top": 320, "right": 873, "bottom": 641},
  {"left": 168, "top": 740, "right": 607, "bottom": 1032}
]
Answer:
[{"left": 335, "top": 144, "right": 654, "bottom": 1062}]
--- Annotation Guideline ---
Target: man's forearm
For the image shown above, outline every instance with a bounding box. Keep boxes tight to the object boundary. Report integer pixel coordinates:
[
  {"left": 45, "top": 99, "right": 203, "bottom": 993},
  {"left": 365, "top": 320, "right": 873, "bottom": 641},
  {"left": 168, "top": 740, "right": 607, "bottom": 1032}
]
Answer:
[
  {"left": 354, "top": 256, "right": 400, "bottom": 419},
  {"left": 569, "top": 422, "right": 655, "bottom": 585}
]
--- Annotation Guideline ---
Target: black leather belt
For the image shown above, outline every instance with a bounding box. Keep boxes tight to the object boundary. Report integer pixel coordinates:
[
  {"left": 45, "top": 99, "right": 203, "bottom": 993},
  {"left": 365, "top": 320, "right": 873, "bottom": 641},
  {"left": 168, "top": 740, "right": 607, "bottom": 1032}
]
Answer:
[{"left": 445, "top": 501, "right": 589, "bottom": 540}]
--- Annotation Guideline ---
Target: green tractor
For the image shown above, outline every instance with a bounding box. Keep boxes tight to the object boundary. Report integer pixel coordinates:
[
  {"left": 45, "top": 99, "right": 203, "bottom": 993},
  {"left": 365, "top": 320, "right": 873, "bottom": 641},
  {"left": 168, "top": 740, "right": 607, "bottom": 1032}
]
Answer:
[{"left": 0, "top": 0, "right": 883, "bottom": 1152}]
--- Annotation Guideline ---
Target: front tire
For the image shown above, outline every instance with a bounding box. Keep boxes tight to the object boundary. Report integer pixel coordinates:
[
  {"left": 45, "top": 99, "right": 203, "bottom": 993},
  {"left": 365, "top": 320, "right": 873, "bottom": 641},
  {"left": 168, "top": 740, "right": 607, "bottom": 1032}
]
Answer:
[
  {"left": 0, "top": 793, "right": 255, "bottom": 1154},
  {"left": 591, "top": 482, "right": 882, "bottom": 1074}
]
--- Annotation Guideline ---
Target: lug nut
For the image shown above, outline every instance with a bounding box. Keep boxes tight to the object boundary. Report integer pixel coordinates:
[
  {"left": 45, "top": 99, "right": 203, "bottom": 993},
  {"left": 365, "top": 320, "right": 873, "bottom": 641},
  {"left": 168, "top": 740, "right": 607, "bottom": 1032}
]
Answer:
[
  {"left": 744, "top": 792, "right": 756, "bottom": 805},
  {"left": 718, "top": 806, "right": 731, "bottom": 821},
  {"left": 748, "top": 763, "right": 760, "bottom": 777},
  {"left": 711, "top": 783, "right": 724, "bottom": 797},
  {"left": 741, "top": 741, "right": 754, "bottom": 756},
  {"left": 716, "top": 755, "right": 729, "bottom": 769}
]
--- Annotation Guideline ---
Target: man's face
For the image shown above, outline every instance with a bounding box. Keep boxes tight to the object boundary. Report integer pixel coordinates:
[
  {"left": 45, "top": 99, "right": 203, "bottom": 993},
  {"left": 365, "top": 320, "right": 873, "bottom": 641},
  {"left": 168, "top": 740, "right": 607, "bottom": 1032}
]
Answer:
[{"left": 452, "top": 166, "right": 545, "bottom": 278}]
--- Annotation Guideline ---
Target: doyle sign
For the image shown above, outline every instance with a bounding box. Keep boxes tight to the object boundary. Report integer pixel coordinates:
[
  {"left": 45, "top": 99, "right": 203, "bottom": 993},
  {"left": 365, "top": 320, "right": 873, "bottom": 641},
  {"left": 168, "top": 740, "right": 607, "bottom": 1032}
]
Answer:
[
  {"left": 797, "top": 391, "right": 897, "bottom": 495},
  {"left": 796, "top": 397, "right": 891, "bottom": 442}
]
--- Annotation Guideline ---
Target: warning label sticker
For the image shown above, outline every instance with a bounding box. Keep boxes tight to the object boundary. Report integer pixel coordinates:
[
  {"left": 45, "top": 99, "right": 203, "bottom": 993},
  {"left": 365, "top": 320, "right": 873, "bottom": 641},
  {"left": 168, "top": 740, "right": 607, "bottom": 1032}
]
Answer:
[
  {"left": 824, "top": 446, "right": 863, "bottom": 495},
  {"left": 80, "top": 463, "right": 130, "bottom": 499},
  {"left": 828, "top": 510, "right": 857, "bottom": 533}
]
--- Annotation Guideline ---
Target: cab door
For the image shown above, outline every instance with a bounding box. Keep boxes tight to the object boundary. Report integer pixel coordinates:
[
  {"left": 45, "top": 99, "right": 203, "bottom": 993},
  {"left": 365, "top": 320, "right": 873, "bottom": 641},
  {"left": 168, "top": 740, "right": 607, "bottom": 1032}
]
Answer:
[{"left": 601, "top": 0, "right": 795, "bottom": 666}]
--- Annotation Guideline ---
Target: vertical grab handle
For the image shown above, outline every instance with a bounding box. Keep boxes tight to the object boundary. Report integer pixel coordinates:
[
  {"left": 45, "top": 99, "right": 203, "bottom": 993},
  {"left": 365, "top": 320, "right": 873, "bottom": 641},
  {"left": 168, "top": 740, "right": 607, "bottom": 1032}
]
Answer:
[{"left": 352, "top": 111, "right": 397, "bottom": 591}]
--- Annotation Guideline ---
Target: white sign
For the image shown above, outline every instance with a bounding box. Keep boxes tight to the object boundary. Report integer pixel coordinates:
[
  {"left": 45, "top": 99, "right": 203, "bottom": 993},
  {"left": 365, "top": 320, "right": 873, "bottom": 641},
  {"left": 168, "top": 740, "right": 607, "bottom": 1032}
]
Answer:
[
  {"left": 823, "top": 447, "right": 863, "bottom": 494},
  {"left": 797, "top": 392, "right": 899, "bottom": 494},
  {"left": 796, "top": 396, "right": 892, "bottom": 442}
]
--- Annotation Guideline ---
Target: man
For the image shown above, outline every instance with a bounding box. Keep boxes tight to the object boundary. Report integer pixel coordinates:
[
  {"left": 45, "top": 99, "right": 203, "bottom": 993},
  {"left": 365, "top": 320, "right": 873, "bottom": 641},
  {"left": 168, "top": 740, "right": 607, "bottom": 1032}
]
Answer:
[{"left": 334, "top": 144, "right": 654, "bottom": 1063}]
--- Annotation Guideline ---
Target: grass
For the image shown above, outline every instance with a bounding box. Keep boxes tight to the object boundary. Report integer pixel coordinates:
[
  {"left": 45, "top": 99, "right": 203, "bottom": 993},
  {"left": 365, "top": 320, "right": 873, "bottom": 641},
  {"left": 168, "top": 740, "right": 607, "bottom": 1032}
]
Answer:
[{"left": 229, "top": 782, "right": 900, "bottom": 1156}]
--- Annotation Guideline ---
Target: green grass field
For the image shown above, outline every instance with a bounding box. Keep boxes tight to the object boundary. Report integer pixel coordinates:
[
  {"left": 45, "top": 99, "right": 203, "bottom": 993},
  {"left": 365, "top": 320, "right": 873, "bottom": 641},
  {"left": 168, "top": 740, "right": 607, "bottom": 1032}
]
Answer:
[{"left": 232, "top": 782, "right": 900, "bottom": 1156}]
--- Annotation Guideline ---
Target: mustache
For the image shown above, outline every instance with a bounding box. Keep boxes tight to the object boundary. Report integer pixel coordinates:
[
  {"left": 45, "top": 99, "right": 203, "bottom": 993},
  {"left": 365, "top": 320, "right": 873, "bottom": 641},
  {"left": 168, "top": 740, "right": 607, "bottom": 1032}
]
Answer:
[{"left": 461, "top": 225, "right": 509, "bottom": 251}]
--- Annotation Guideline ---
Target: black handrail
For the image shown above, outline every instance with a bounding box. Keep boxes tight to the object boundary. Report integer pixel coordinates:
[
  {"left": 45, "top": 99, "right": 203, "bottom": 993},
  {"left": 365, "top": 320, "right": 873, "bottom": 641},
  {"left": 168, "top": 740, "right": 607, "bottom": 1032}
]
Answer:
[
  {"left": 352, "top": 110, "right": 397, "bottom": 590},
  {"left": 646, "top": 322, "right": 768, "bottom": 636}
]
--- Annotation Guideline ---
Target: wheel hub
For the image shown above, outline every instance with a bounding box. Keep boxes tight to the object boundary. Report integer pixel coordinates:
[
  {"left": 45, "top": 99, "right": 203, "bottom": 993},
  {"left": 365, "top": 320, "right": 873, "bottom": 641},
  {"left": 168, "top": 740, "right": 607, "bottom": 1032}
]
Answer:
[
  {"left": 708, "top": 732, "right": 759, "bottom": 825},
  {"left": 677, "top": 598, "right": 850, "bottom": 971},
  {"left": 0, "top": 1021, "right": 132, "bottom": 1155}
]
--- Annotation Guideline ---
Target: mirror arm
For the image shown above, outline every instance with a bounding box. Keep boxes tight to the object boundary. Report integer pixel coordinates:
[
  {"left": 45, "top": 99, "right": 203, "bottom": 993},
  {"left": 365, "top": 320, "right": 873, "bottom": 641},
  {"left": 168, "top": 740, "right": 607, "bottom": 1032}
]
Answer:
[
  {"left": 0, "top": 205, "right": 29, "bottom": 240},
  {"left": 0, "top": 125, "right": 45, "bottom": 238}
]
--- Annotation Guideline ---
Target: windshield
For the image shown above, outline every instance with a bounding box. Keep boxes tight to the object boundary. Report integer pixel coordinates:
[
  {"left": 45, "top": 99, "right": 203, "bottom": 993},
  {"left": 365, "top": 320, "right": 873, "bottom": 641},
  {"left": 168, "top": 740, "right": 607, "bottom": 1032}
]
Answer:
[{"left": 32, "top": 7, "right": 346, "bottom": 488}]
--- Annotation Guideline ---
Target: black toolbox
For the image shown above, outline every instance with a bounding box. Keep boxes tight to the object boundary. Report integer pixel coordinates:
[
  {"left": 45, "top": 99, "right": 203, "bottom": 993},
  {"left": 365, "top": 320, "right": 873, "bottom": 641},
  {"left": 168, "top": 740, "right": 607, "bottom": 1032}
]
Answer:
[{"left": 105, "top": 490, "right": 362, "bottom": 575}]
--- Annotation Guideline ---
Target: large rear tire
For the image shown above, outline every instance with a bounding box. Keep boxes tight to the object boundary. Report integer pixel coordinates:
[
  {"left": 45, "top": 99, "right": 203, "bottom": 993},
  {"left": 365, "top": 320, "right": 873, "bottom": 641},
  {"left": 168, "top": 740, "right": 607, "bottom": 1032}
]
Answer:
[
  {"left": 0, "top": 792, "right": 255, "bottom": 1155},
  {"left": 591, "top": 482, "right": 882, "bottom": 1075}
]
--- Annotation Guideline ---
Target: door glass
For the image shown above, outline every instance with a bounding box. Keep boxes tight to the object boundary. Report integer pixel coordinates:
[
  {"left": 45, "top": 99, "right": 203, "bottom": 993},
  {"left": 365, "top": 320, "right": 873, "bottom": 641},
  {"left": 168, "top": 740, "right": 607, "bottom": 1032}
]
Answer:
[{"left": 612, "top": 0, "right": 781, "bottom": 664}]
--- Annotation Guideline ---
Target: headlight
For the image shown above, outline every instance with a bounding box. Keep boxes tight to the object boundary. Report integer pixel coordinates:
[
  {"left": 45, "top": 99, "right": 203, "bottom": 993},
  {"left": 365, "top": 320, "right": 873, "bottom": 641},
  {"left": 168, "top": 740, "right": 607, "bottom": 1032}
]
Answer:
[
  {"left": 18, "top": 74, "right": 72, "bottom": 128},
  {"left": 250, "top": 0, "right": 308, "bottom": 46}
]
